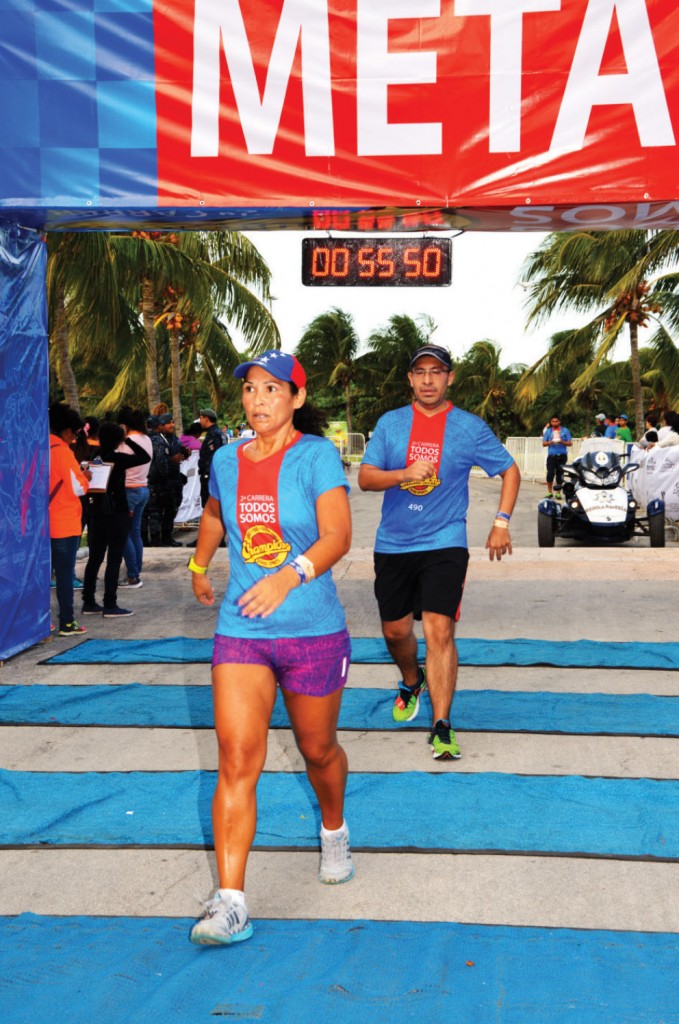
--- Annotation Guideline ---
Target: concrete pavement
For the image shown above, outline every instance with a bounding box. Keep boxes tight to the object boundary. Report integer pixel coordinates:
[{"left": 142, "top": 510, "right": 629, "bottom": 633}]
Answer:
[{"left": 1, "top": 475, "right": 678, "bottom": 966}]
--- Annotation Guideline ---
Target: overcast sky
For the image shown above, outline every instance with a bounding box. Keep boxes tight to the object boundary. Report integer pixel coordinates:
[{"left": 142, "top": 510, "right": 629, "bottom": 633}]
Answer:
[{"left": 243, "top": 229, "right": 583, "bottom": 369}]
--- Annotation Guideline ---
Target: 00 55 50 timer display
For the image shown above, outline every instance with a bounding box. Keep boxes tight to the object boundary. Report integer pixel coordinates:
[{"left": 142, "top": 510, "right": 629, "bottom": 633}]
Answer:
[{"left": 302, "top": 237, "right": 452, "bottom": 287}]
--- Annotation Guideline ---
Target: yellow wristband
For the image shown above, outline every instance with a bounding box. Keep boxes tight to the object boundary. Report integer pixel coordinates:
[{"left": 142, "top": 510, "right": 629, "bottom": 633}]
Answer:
[
  {"left": 493, "top": 519, "right": 510, "bottom": 530},
  {"left": 187, "top": 555, "right": 209, "bottom": 574}
]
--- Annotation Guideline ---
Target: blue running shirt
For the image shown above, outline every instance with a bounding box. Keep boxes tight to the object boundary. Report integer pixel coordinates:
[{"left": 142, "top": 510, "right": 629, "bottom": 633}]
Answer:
[
  {"left": 209, "top": 434, "right": 349, "bottom": 638},
  {"left": 362, "top": 405, "right": 515, "bottom": 552}
]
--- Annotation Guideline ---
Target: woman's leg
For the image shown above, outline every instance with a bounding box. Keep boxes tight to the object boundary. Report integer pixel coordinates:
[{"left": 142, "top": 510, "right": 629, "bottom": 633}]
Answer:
[
  {"left": 51, "top": 535, "right": 80, "bottom": 627},
  {"left": 123, "top": 487, "right": 148, "bottom": 578},
  {"left": 103, "top": 515, "right": 131, "bottom": 608},
  {"left": 282, "top": 687, "right": 347, "bottom": 830},
  {"left": 211, "top": 663, "right": 278, "bottom": 891},
  {"left": 82, "top": 518, "right": 107, "bottom": 605}
]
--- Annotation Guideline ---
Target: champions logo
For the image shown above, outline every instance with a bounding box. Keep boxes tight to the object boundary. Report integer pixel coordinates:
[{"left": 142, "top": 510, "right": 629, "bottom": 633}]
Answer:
[
  {"left": 400, "top": 475, "right": 441, "bottom": 497},
  {"left": 241, "top": 525, "right": 291, "bottom": 568}
]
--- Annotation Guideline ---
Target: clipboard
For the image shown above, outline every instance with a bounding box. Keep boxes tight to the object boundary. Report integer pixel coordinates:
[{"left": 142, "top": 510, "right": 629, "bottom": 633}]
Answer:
[{"left": 85, "top": 462, "right": 114, "bottom": 493}]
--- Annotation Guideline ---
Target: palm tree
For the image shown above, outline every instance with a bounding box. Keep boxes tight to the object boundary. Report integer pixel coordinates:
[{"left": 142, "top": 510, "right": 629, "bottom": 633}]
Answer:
[
  {"left": 97, "top": 230, "right": 279, "bottom": 422},
  {"left": 521, "top": 230, "right": 679, "bottom": 436},
  {"left": 362, "top": 313, "right": 438, "bottom": 415},
  {"left": 515, "top": 328, "right": 643, "bottom": 435},
  {"left": 46, "top": 233, "right": 134, "bottom": 412},
  {"left": 453, "top": 340, "right": 519, "bottom": 438},
  {"left": 295, "top": 307, "right": 360, "bottom": 431}
]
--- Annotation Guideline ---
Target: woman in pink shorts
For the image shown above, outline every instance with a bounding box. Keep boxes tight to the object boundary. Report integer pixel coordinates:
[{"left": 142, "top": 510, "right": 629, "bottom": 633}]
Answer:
[{"left": 188, "top": 350, "right": 353, "bottom": 946}]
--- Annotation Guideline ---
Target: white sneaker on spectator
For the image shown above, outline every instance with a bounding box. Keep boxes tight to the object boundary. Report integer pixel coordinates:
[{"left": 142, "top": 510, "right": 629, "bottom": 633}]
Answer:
[{"left": 119, "top": 576, "right": 143, "bottom": 589}]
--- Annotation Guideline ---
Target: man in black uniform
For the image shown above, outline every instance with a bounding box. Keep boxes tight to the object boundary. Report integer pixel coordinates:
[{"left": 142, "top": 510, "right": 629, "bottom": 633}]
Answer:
[
  {"left": 197, "top": 408, "right": 224, "bottom": 506},
  {"left": 144, "top": 415, "right": 169, "bottom": 547},
  {"left": 157, "top": 413, "right": 188, "bottom": 546}
]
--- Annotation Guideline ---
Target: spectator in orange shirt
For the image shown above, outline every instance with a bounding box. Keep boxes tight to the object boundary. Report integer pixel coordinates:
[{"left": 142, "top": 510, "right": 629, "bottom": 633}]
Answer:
[{"left": 49, "top": 403, "right": 91, "bottom": 637}]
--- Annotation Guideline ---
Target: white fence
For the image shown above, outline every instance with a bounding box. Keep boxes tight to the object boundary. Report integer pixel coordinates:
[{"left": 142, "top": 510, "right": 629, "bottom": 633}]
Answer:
[
  {"left": 503, "top": 436, "right": 626, "bottom": 479},
  {"left": 331, "top": 433, "right": 366, "bottom": 462}
]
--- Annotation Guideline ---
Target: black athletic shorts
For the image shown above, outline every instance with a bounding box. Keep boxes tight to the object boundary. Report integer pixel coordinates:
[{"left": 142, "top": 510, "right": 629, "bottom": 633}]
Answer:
[{"left": 373, "top": 547, "right": 469, "bottom": 623}]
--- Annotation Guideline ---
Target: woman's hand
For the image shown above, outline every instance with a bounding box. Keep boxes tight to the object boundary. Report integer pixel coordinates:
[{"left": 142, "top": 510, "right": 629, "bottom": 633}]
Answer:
[
  {"left": 238, "top": 567, "right": 299, "bottom": 619},
  {"left": 486, "top": 524, "right": 513, "bottom": 562},
  {"left": 192, "top": 572, "right": 215, "bottom": 606}
]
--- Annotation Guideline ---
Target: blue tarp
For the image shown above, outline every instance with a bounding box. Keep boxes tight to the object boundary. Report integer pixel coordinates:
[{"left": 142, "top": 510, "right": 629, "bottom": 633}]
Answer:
[
  {"left": 3, "top": 916, "right": 678, "bottom": 1024},
  {"left": 0, "top": 225, "right": 49, "bottom": 661},
  {"left": 2, "top": 684, "right": 677, "bottom": 736},
  {"left": 41, "top": 635, "right": 679, "bottom": 669},
  {"left": 2, "top": 769, "right": 677, "bottom": 858}
]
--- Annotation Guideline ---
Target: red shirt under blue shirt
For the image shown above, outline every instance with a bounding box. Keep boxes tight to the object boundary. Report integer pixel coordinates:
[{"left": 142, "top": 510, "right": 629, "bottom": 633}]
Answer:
[
  {"left": 208, "top": 433, "right": 349, "bottom": 639},
  {"left": 362, "top": 403, "right": 515, "bottom": 553}
]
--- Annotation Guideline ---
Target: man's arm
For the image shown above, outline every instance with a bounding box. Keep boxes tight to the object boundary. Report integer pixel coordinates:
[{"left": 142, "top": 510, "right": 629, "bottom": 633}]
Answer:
[
  {"left": 486, "top": 461, "right": 521, "bottom": 562},
  {"left": 358, "top": 460, "right": 437, "bottom": 492}
]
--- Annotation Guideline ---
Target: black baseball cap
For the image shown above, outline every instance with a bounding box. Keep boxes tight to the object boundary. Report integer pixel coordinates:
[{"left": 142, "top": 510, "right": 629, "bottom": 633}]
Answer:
[{"left": 409, "top": 345, "right": 452, "bottom": 371}]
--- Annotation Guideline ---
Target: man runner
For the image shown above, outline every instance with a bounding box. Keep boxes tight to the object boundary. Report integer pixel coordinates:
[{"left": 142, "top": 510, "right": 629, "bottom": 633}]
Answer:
[{"left": 358, "top": 344, "right": 521, "bottom": 760}]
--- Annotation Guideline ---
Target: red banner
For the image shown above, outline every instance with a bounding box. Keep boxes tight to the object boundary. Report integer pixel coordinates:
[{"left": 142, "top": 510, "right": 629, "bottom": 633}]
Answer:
[{"left": 154, "top": 0, "right": 679, "bottom": 210}]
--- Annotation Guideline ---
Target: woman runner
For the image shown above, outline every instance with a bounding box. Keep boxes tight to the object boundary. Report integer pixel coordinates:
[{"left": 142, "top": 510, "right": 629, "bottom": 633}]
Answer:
[{"left": 189, "top": 350, "right": 353, "bottom": 946}]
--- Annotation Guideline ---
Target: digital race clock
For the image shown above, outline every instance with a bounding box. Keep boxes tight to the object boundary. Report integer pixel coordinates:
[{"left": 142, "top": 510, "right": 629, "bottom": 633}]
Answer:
[{"left": 302, "top": 237, "right": 452, "bottom": 287}]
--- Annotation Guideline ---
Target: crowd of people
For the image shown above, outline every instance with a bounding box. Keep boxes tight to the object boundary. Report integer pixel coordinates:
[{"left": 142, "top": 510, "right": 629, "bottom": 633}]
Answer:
[
  {"left": 48, "top": 402, "right": 235, "bottom": 635},
  {"left": 542, "top": 409, "right": 679, "bottom": 497}
]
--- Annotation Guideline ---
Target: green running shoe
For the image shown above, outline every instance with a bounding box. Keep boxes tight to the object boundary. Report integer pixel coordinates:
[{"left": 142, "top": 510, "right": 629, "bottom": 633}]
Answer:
[
  {"left": 392, "top": 668, "right": 426, "bottom": 723},
  {"left": 429, "top": 719, "right": 461, "bottom": 760}
]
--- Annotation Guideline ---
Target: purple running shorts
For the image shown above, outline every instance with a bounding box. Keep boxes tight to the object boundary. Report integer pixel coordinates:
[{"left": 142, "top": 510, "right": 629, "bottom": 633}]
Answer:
[{"left": 212, "top": 629, "right": 351, "bottom": 696}]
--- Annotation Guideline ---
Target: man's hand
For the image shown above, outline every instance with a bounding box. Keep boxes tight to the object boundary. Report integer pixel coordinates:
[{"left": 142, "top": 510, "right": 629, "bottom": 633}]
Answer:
[
  {"left": 402, "top": 460, "right": 437, "bottom": 482},
  {"left": 486, "top": 524, "right": 513, "bottom": 562}
]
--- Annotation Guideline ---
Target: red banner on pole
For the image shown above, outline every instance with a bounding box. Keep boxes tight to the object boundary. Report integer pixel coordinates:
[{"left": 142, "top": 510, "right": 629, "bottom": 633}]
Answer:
[{"left": 155, "top": 0, "right": 679, "bottom": 209}]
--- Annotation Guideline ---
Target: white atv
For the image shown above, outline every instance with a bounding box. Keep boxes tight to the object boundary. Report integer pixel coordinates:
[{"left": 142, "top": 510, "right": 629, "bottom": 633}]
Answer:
[{"left": 538, "top": 449, "right": 665, "bottom": 547}]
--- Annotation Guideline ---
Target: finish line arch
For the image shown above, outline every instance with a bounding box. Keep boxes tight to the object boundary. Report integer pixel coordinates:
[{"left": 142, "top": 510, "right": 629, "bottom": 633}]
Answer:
[{"left": 2, "top": 0, "right": 679, "bottom": 658}]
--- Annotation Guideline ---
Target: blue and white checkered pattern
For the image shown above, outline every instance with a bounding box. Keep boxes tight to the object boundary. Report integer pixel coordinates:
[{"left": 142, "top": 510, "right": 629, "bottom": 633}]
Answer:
[{"left": 0, "top": 0, "right": 157, "bottom": 206}]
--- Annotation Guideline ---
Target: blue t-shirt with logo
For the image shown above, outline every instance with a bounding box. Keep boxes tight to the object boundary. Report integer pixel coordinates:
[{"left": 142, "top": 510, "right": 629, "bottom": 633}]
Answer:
[
  {"left": 362, "top": 405, "right": 514, "bottom": 553},
  {"left": 542, "top": 425, "right": 572, "bottom": 456},
  {"left": 209, "top": 434, "right": 349, "bottom": 638}
]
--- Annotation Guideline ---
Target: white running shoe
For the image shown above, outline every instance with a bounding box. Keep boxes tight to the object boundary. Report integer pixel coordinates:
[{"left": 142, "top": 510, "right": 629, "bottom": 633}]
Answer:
[
  {"left": 189, "top": 890, "right": 253, "bottom": 946},
  {"left": 318, "top": 822, "right": 355, "bottom": 884}
]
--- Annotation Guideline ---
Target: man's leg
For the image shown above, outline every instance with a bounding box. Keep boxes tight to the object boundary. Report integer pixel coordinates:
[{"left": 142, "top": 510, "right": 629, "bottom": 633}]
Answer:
[
  {"left": 381, "top": 614, "right": 428, "bottom": 723},
  {"left": 555, "top": 455, "right": 567, "bottom": 491},
  {"left": 381, "top": 613, "right": 420, "bottom": 690},
  {"left": 421, "top": 611, "right": 461, "bottom": 760},
  {"left": 145, "top": 486, "right": 162, "bottom": 546},
  {"left": 545, "top": 455, "right": 555, "bottom": 493},
  {"left": 421, "top": 611, "right": 457, "bottom": 724}
]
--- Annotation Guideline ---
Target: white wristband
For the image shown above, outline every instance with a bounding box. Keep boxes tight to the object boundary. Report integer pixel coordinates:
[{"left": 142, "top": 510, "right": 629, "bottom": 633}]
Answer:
[{"left": 290, "top": 554, "right": 315, "bottom": 583}]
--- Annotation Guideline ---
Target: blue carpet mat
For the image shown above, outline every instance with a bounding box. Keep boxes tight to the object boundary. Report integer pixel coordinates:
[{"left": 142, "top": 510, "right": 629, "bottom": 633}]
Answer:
[
  {"left": 2, "top": 683, "right": 678, "bottom": 735},
  {"left": 2, "top": 769, "right": 677, "bottom": 857},
  {"left": 40, "top": 635, "right": 679, "bottom": 668},
  {"left": 3, "top": 915, "right": 677, "bottom": 1024}
]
